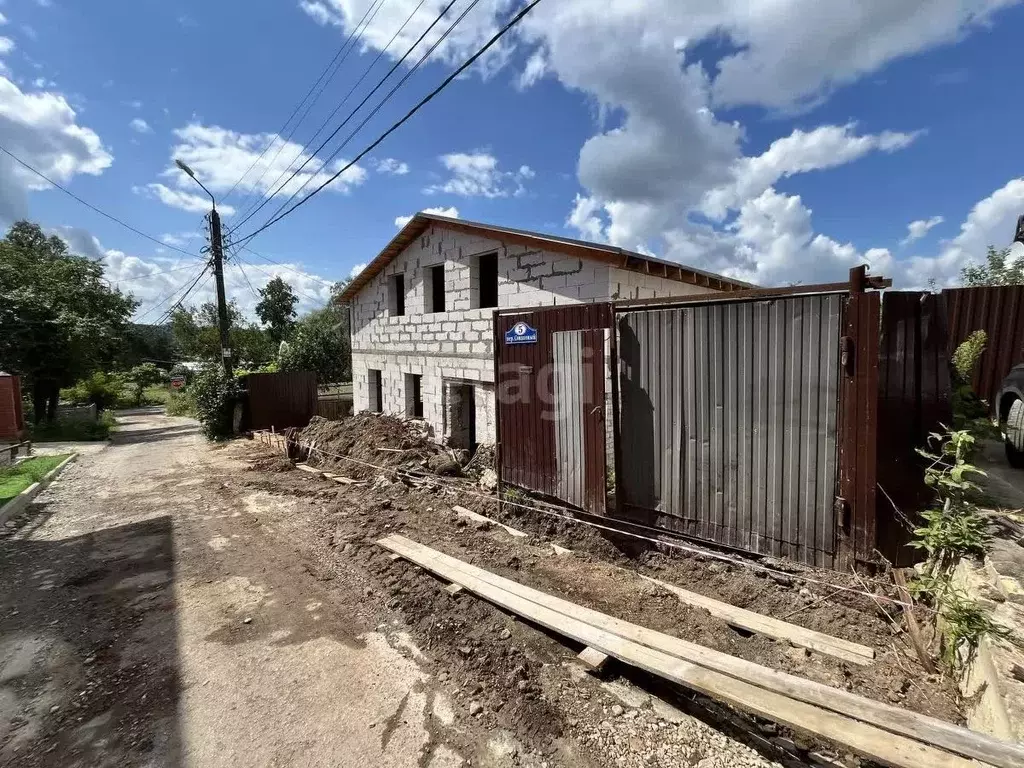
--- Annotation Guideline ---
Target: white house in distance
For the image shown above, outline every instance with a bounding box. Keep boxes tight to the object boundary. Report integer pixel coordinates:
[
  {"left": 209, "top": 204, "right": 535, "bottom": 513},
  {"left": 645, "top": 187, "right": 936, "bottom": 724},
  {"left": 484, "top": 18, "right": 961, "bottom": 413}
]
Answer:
[{"left": 338, "top": 213, "right": 748, "bottom": 450}]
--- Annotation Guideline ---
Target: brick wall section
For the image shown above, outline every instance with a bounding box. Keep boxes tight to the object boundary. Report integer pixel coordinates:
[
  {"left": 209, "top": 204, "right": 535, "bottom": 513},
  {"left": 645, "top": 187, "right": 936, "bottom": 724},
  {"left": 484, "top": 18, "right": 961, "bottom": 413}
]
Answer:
[
  {"left": 350, "top": 223, "right": 720, "bottom": 445},
  {"left": 0, "top": 375, "right": 24, "bottom": 441}
]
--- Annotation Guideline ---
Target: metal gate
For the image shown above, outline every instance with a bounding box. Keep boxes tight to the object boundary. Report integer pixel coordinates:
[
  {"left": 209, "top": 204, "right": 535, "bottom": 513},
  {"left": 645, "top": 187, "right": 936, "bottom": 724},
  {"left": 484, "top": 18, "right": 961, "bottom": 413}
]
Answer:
[
  {"left": 494, "top": 305, "right": 610, "bottom": 515},
  {"left": 616, "top": 293, "right": 844, "bottom": 567}
]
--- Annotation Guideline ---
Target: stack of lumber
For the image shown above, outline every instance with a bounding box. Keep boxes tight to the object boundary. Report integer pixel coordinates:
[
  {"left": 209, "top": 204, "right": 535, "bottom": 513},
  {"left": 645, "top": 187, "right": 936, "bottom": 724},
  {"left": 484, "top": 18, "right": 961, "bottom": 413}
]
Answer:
[{"left": 378, "top": 534, "right": 1024, "bottom": 768}]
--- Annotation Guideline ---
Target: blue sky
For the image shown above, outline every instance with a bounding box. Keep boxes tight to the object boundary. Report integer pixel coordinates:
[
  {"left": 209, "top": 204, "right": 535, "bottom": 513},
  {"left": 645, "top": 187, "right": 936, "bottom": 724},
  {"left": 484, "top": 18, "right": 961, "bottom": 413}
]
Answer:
[{"left": 1, "top": 0, "right": 1023, "bottom": 319}]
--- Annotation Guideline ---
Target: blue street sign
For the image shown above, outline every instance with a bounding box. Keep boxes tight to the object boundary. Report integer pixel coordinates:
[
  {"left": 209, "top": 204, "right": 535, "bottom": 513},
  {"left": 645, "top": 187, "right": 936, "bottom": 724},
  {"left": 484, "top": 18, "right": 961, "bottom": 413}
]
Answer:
[{"left": 504, "top": 321, "right": 538, "bottom": 345}]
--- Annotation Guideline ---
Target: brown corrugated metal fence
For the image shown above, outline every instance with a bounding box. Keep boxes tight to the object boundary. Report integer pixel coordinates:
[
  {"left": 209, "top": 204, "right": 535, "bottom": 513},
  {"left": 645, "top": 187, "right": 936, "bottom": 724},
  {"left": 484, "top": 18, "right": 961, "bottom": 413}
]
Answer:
[
  {"left": 943, "top": 285, "right": 1024, "bottom": 411},
  {"left": 494, "top": 304, "right": 611, "bottom": 514},
  {"left": 875, "top": 291, "right": 953, "bottom": 566},
  {"left": 617, "top": 293, "right": 844, "bottom": 568},
  {"left": 245, "top": 371, "right": 318, "bottom": 431}
]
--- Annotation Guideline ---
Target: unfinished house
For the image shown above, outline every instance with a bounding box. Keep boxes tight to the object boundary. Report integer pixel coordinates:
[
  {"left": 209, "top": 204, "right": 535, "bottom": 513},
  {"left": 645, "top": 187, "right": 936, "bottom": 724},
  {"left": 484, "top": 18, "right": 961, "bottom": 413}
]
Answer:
[{"left": 339, "top": 213, "right": 747, "bottom": 450}]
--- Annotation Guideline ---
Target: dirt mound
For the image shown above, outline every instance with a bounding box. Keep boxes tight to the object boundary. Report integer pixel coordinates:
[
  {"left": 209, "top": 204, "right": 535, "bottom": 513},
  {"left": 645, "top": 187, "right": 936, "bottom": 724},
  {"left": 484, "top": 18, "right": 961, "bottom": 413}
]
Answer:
[
  {"left": 247, "top": 454, "right": 295, "bottom": 472},
  {"left": 297, "top": 415, "right": 498, "bottom": 483}
]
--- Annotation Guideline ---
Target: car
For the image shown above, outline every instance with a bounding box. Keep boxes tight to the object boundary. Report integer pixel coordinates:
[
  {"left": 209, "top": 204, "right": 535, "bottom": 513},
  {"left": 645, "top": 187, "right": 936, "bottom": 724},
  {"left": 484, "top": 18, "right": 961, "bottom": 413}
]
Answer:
[{"left": 999, "top": 363, "right": 1024, "bottom": 468}]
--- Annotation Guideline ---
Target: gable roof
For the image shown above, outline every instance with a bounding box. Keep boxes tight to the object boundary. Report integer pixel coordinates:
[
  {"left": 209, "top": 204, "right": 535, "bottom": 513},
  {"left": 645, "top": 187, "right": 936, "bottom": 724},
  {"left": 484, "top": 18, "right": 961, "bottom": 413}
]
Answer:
[{"left": 338, "top": 212, "right": 751, "bottom": 302}]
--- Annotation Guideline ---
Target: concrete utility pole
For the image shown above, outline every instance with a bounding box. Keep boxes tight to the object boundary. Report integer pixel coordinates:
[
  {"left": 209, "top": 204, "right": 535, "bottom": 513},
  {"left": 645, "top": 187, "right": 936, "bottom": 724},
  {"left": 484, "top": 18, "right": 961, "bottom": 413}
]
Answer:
[{"left": 176, "top": 160, "right": 233, "bottom": 376}]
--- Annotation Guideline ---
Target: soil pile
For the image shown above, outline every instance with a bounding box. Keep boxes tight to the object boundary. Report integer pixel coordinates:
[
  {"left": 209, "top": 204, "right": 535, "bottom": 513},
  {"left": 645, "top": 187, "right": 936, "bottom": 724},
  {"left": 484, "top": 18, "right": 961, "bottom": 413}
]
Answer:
[{"left": 297, "top": 415, "right": 495, "bottom": 483}]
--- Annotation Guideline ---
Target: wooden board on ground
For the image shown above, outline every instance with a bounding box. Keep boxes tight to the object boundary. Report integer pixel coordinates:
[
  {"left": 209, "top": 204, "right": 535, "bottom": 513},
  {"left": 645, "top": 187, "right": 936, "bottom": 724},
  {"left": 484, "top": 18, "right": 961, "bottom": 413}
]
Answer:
[
  {"left": 322, "top": 472, "right": 362, "bottom": 485},
  {"left": 379, "top": 534, "right": 1024, "bottom": 768},
  {"left": 295, "top": 463, "right": 324, "bottom": 477},
  {"left": 578, "top": 646, "right": 609, "bottom": 672},
  {"left": 640, "top": 574, "right": 874, "bottom": 666},
  {"left": 452, "top": 505, "right": 528, "bottom": 538}
]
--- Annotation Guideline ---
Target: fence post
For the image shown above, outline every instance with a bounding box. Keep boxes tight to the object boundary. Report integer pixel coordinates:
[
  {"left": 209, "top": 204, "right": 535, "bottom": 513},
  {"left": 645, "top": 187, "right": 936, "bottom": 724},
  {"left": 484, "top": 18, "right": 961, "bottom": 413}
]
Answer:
[{"left": 837, "top": 266, "right": 880, "bottom": 570}]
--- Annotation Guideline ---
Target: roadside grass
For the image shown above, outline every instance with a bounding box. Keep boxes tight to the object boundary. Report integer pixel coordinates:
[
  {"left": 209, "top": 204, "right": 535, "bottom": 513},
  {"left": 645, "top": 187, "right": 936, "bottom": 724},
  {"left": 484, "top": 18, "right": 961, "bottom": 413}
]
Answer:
[
  {"left": 30, "top": 411, "right": 117, "bottom": 442},
  {"left": 142, "top": 385, "right": 171, "bottom": 405},
  {"left": 0, "top": 454, "right": 71, "bottom": 506}
]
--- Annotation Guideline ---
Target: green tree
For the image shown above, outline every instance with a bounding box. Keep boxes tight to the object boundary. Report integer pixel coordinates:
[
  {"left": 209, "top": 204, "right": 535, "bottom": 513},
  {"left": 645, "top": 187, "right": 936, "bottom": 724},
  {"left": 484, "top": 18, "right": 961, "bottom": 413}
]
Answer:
[
  {"left": 0, "top": 221, "right": 136, "bottom": 421},
  {"left": 278, "top": 301, "right": 351, "bottom": 383},
  {"left": 960, "top": 246, "right": 1024, "bottom": 287},
  {"left": 255, "top": 277, "right": 298, "bottom": 344},
  {"left": 124, "top": 362, "right": 167, "bottom": 406},
  {"left": 169, "top": 300, "right": 275, "bottom": 368}
]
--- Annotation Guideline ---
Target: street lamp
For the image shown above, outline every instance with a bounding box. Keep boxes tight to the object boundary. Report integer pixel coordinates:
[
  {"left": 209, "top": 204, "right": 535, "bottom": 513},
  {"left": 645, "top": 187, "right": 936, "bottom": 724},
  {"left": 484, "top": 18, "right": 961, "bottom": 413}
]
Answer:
[
  {"left": 173, "top": 160, "right": 232, "bottom": 375},
  {"left": 175, "top": 159, "right": 217, "bottom": 210}
]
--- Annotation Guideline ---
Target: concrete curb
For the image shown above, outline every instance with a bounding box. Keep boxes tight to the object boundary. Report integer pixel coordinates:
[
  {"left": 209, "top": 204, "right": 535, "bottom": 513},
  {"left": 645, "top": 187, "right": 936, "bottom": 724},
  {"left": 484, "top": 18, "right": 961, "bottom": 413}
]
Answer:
[{"left": 0, "top": 453, "right": 78, "bottom": 524}]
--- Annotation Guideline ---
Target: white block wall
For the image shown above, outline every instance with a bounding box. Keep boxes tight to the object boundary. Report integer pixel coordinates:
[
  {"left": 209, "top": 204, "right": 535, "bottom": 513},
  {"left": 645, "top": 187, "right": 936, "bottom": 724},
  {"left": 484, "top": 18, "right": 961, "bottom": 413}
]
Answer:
[{"left": 350, "top": 223, "right": 721, "bottom": 446}]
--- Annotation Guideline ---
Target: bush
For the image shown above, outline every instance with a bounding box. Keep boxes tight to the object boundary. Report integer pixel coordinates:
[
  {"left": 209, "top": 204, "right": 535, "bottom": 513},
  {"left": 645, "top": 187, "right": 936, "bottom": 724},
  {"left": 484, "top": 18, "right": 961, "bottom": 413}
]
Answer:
[
  {"left": 169, "top": 363, "right": 193, "bottom": 385},
  {"left": 190, "top": 366, "right": 242, "bottom": 440},
  {"left": 61, "top": 372, "right": 129, "bottom": 411},
  {"left": 165, "top": 390, "right": 195, "bottom": 417},
  {"left": 123, "top": 363, "right": 167, "bottom": 406},
  {"left": 30, "top": 411, "right": 116, "bottom": 442}
]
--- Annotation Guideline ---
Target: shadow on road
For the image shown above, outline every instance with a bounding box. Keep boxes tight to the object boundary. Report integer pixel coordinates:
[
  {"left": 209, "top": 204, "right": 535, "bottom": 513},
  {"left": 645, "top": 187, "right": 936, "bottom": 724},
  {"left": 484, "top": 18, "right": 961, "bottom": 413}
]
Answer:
[
  {"left": 0, "top": 512, "right": 182, "bottom": 767},
  {"left": 111, "top": 424, "right": 201, "bottom": 446}
]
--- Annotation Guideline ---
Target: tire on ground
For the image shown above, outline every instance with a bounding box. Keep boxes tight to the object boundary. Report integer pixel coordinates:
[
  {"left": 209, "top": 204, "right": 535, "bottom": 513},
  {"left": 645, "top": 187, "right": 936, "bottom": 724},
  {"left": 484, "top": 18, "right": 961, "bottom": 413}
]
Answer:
[{"left": 1006, "top": 397, "right": 1024, "bottom": 469}]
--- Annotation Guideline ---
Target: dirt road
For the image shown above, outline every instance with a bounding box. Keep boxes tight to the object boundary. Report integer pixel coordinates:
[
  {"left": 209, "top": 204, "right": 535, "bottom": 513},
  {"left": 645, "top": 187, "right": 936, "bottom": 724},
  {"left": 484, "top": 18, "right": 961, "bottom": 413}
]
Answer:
[
  {"left": 0, "top": 410, "right": 788, "bottom": 768},
  {"left": 0, "top": 410, "right": 469, "bottom": 768}
]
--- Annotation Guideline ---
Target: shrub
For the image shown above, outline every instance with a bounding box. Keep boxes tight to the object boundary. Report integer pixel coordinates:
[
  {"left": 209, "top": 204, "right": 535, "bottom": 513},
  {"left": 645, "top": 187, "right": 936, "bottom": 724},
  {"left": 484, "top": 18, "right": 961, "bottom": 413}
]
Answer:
[
  {"left": 165, "top": 390, "right": 195, "bottom": 417},
  {"left": 190, "top": 366, "right": 242, "bottom": 440},
  {"left": 169, "top": 363, "right": 193, "bottom": 384},
  {"left": 123, "top": 363, "right": 167, "bottom": 406},
  {"left": 61, "top": 372, "right": 128, "bottom": 411},
  {"left": 30, "top": 411, "right": 116, "bottom": 442}
]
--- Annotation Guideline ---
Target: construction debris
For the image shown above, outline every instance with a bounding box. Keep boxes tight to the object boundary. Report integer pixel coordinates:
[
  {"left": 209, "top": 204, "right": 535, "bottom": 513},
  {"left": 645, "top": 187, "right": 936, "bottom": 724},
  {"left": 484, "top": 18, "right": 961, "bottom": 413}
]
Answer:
[{"left": 379, "top": 534, "right": 1024, "bottom": 768}]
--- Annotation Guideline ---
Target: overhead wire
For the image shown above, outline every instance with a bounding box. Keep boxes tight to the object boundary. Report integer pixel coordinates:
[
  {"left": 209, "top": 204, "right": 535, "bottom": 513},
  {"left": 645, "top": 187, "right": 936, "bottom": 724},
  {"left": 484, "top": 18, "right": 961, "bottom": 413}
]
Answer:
[
  {"left": 154, "top": 269, "right": 214, "bottom": 326},
  {"left": 0, "top": 143, "right": 203, "bottom": 260},
  {"left": 230, "top": 0, "right": 459, "bottom": 233},
  {"left": 136, "top": 261, "right": 210, "bottom": 324},
  {"left": 234, "top": 255, "right": 331, "bottom": 308},
  {"left": 229, "top": 0, "right": 391, "bottom": 218},
  {"left": 229, "top": 0, "right": 544, "bottom": 248}
]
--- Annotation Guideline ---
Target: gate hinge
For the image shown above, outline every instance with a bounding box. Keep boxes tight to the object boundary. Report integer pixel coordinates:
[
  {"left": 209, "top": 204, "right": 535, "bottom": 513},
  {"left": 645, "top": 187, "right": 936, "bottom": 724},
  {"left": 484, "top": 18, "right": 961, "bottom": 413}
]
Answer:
[
  {"left": 839, "top": 336, "right": 855, "bottom": 375},
  {"left": 834, "top": 496, "right": 849, "bottom": 532}
]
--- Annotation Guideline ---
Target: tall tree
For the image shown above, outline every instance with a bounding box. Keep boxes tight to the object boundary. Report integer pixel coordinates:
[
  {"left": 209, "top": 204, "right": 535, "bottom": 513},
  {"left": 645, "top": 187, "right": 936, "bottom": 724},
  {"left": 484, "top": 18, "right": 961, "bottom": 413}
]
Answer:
[
  {"left": 170, "top": 300, "right": 275, "bottom": 368},
  {"left": 0, "top": 221, "right": 137, "bottom": 421},
  {"left": 278, "top": 281, "right": 352, "bottom": 383},
  {"left": 255, "top": 277, "right": 298, "bottom": 344},
  {"left": 961, "top": 246, "right": 1024, "bottom": 287}
]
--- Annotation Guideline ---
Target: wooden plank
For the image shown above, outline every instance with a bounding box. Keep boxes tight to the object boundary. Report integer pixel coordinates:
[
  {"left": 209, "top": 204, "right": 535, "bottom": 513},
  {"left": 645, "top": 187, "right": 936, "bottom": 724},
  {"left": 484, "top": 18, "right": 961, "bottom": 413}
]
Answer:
[
  {"left": 379, "top": 535, "right": 1022, "bottom": 768},
  {"left": 444, "top": 583, "right": 464, "bottom": 597},
  {"left": 640, "top": 575, "right": 874, "bottom": 666},
  {"left": 578, "top": 646, "right": 609, "bottom": 672},
  {"left": 295, "top": 463, "right": 324, "bottom": 477},
  {"left": 452, "top": 505, "right": 528, "bottom": 538}
]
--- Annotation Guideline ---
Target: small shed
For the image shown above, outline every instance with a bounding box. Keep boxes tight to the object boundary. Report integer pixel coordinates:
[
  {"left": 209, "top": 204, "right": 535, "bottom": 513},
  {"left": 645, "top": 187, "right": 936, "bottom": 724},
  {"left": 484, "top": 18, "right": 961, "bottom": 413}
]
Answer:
[{"left": 0, "top": 372, "right": 26, "bottom": 441}]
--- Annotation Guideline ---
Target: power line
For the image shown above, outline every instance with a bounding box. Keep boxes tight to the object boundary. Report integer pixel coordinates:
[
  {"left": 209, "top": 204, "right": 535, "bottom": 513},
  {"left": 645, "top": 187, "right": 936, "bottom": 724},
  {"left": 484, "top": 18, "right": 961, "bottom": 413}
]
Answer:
[
  {"left": 136, "top": 262, "right": 210, "bottom": 324},
  {"left": 229, "top": 0, "right": 390, "bottom": 220},
  {"left": 113, "top": 262, "right": 206, "bottom": 285},
  {"left": 230, "top": 0, "right": 544, "bottom": 247},
  {"left": 236, "top": 244, "right": 337, "bottom": 288},
  {"left": 155, "top": 270, "right": 214, "bottom": 325},
  {"left": 230, "top": 0, "right": 457, "bottom": 233},
  {"left": 253, "top": 0, "right": 480, "bottom": 232},
  {"left": 0, "top": 143, "right": 202, "bottom": 260},
  {"left": 232, "top": 259, "right": 261, "bottom": 304},
  {"left": 232, "top": 0, "right": 425, "bottom": 227},
  {"left": 234, "top": 256, "right": 331, "bottom": 308}
]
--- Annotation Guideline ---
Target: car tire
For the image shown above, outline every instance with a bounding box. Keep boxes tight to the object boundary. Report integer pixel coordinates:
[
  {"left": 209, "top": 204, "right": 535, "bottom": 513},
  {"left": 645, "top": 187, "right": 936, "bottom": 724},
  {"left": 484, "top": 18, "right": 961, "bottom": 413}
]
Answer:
[{"left": 1006, "top": 397, "right": 1024, "bottom": 469}]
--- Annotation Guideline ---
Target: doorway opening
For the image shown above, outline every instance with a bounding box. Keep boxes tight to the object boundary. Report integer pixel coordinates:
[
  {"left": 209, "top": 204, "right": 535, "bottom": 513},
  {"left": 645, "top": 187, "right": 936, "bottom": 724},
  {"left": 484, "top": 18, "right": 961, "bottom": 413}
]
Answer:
[{"left": 444, "top": 380, "right": 476, "bottom": 452}]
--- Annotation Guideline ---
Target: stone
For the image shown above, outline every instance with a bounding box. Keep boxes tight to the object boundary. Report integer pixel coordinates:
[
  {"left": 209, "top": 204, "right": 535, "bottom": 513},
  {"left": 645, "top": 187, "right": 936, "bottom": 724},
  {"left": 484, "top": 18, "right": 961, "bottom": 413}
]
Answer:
[
  {"left": 610, "top": 704, "right": 624, "bottom": 717},
  {"left": 479, "top": 469, "right": 498, "bottom": 492},
  {"left": 498, "top": 628, "right": 512, "bottom": 640},
  {"left": 469, "top": 701, "right": 483, "bottom": 716}
]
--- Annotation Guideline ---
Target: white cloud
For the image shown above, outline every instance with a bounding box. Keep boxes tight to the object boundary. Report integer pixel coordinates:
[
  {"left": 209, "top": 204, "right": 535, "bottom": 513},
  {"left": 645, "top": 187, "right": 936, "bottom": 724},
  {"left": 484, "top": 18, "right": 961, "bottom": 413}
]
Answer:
[
  {"left": 21, "top": 24, "right": 37, "bottom": 41},
  {"left": 159, "top": 231, "right": 198, "bottom": 248},
  {"left": 0, "top": 72, "right": 112, "bottom": 223},
  {"left": 157, "top": 123, "right": 367, "bottom": 211},
  {"left": 701, "top": 124, "right": 920, "bottom": 220},
  {"left": 125, "top": 99, "right": 143, "bottom": 109},
  {"left": 129, "top": 117, "right": 151, "bottom": 134},
  {"left": 425, "top": 152, "right": 532, "bottom": 198},
  {"left": 517, "top": 49, "right": 547, "bottom": 89},
  {"left": 900, "top": 215, "right": 944, "bottom": 246},
  {"left": 0, "top": 13, "right": 7, "bottom": 25},
  {"left": 394, "top": 205, "right": 459, "bottom": 228},
  {"left": 0, "top": 36, "right": 14, "bottom": 56},
  {"left": 296, "top": 0, "right": 515, "bottom": 75},
  {"left": 348, "top": 262, "right": 367, "bottom": 278},
  {"left": 374, "top": 157, "right": 409, "bottom": 175},
  {"left": 136, "top": 183, "right": 236, "bottom": 216}
]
